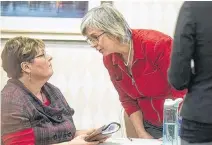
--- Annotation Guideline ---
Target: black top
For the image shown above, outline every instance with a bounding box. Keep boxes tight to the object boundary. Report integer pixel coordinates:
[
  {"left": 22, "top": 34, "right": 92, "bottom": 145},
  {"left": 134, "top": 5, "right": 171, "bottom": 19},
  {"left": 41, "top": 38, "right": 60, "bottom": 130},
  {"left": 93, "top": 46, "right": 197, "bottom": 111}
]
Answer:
[{"left": 168, "top": 1, "right": 212, "bottom": 143}]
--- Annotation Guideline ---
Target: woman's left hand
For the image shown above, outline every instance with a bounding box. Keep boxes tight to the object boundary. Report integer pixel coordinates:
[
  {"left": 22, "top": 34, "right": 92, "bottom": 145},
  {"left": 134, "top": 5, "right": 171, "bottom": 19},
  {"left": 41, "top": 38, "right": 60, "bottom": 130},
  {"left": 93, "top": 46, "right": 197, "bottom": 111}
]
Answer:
[
  {"left": 85, "top": 128, "right": 110, "bottom": 143},
  {"left": 74, "top": 129, "right": 95, "bottom": 137},
  {"left": 75, "top": 128, "right": 110, "bottom": 143},
  {"left": 85, "top": 128, "right": 96, "bottom": 135},
  {"left": 85, "top": 132, "right": 110, "bottom": 143}
]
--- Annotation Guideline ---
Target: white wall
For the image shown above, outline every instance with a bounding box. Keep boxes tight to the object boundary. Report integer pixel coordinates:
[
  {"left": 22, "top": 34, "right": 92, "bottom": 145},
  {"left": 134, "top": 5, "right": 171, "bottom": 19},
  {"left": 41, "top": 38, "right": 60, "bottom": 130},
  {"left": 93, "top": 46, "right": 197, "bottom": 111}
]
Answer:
[{"left": 114, "top": 1, "right": 183, "bottom": 37}]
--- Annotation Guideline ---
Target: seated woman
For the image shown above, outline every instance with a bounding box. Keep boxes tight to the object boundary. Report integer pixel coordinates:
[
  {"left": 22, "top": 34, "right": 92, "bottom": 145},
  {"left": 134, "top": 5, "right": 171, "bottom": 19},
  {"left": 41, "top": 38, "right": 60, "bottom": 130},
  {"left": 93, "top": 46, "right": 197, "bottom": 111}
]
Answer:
[{"left": 1, "top": 36, "right": 106, "bottom": 145}]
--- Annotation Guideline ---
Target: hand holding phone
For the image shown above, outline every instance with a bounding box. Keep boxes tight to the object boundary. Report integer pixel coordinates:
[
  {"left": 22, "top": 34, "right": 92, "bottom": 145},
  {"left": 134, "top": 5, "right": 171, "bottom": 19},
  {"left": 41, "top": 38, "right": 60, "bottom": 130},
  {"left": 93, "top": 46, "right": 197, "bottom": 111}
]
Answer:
[{"left": 84, "top": 122, "right": 121, "bottom": 142}]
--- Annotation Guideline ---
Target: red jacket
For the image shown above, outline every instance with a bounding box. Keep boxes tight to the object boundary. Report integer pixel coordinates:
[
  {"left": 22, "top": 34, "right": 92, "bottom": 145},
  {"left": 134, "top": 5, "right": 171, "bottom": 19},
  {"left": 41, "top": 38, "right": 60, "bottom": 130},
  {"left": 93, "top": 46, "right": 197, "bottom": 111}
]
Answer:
[{"left": 103, "top": 29, "right": 186, "bottom": 126}]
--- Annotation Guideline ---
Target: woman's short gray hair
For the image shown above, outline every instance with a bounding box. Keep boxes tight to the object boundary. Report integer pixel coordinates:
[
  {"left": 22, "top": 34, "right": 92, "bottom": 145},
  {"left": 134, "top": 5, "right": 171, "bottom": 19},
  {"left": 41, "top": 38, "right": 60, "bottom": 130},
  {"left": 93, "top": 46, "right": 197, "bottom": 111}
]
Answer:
[{"left": 81, "top": 3, "right": 132, "bottom": 44}]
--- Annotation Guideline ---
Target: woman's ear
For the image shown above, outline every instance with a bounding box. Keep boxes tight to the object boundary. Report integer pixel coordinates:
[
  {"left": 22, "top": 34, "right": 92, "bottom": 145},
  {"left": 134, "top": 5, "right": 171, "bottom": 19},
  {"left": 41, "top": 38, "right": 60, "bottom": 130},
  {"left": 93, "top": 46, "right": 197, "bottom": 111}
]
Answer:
[{"left": 20, "top": 62, "right": 31, "bottom": 74}]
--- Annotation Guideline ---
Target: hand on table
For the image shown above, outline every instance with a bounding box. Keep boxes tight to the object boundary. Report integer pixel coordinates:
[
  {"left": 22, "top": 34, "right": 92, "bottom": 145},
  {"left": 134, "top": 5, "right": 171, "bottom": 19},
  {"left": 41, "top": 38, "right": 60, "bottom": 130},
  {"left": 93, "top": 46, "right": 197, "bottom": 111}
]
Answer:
[
  {"left": 84, "top": 128, "right": 110, "bottom": 143},
  {"left": 138, "top": 131, "right": 154, "bottom": 139},
  {"left": 75, "top": 128, "right": 110, "bottom": 143}
]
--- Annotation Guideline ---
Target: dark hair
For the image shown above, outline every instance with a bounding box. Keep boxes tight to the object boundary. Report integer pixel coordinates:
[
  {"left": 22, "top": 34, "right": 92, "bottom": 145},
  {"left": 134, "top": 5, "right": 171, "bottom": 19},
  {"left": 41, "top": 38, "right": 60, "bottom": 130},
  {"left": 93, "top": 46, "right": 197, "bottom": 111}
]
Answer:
[{"left": 1, "top": 36, "right": 45, "bottom": 79}]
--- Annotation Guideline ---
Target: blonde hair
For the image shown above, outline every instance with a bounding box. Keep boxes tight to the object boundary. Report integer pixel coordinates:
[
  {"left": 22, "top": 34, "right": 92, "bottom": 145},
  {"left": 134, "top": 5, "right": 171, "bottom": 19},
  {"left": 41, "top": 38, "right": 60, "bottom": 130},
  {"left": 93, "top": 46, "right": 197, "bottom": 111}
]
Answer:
[
  {"left": 1, "top": 36, "right": 45, "bottom": 78},
  {"left": 81, "top": 3, "right": 131, "bottom": 44}
]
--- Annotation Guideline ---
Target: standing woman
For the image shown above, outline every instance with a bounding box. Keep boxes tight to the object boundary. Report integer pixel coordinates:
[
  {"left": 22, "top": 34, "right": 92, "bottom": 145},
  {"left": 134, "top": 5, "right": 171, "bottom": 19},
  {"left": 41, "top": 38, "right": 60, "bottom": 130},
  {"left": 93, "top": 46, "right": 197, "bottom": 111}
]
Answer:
[
  {"left": 80, "top": 4, "right": 186, "bottom": 139},
  {"left": 169, "top": 1, "right": 212, "bottom": 145}
]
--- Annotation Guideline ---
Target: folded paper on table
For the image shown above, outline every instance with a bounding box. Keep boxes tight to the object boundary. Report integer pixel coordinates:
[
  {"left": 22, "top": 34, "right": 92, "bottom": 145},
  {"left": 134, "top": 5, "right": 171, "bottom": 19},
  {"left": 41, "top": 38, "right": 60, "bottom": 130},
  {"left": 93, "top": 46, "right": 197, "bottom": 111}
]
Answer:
[{"left": 85, "top": 122, "right": 121, "bottom": 142}]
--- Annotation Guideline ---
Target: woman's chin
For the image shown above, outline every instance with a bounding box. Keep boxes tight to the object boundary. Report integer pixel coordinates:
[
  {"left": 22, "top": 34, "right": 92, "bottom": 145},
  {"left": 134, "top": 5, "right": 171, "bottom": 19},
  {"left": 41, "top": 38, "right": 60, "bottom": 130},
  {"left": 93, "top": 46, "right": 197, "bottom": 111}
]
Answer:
[
  {"left": 47, "top": 69, "right": 54, "bottom": 78},
  {"left": 102, "top": 51, "right": 112, "bottom": 56},
  {"left": 49, "top": 70, "right": 54, "bottom": 76}
]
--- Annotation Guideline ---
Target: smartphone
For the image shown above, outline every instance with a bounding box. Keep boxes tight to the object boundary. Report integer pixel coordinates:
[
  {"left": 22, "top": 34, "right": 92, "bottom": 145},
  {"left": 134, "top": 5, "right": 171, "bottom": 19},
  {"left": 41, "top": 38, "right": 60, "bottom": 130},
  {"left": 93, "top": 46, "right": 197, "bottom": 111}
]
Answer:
[{"left": 85, "top": 122, "right": 121, "bottom": 142}]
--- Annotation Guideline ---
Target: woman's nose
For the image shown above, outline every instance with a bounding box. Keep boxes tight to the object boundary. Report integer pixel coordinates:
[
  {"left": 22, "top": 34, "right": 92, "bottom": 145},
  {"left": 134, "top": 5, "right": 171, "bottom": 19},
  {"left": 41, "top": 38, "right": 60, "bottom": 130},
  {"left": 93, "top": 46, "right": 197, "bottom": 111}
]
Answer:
[
  {"left": 95, "top": 46, "right": 102, "bottom": 52},
  {"left": 46, "top": 54, "right": 52, "bottom": 61},
  {"left": 91, "top": 43, "right": 98, "bottom": 48}
]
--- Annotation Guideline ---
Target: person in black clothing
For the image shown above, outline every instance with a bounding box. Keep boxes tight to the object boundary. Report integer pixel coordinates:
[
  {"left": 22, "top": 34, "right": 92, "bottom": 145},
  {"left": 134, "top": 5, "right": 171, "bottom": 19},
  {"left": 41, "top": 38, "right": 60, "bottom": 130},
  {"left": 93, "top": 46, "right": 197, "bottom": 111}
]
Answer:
[{"left": 168, "top": 1, "right": 212, "bottom": 145}]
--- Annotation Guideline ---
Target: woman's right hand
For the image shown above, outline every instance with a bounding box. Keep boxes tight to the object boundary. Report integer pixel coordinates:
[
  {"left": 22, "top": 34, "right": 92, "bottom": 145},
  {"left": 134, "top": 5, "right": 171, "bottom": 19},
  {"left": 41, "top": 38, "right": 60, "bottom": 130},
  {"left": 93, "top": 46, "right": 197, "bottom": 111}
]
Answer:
[
  {"left": 68, "top": 134, "right": 100, "bottom": 145},
  {"left": 138, "top": 131, "right": 154, "bottom": 139}
]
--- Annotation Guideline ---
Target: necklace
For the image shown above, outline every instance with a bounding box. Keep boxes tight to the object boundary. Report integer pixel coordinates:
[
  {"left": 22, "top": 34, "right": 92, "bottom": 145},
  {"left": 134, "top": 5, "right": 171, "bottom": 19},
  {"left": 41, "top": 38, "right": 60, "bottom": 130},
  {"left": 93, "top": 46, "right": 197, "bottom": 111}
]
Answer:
[{"left": 124, "top": 40, "right": 132, "bottom": 66}]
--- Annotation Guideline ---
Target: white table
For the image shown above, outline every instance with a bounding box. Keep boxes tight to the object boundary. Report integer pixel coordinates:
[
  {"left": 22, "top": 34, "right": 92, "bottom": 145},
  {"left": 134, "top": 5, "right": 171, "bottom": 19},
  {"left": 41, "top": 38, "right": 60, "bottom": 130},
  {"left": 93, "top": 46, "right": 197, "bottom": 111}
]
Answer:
[
  {"left": 53, "top": 138, "right": 163, "bottom": 145},
  {"left": 101, "top": 138, "right": 162, "bottom": 145}
]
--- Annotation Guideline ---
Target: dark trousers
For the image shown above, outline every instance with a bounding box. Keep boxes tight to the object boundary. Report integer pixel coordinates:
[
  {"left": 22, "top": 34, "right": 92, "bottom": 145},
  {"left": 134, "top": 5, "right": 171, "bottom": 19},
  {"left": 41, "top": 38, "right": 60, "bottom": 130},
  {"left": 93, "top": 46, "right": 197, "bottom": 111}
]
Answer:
[
  {"left": 181, "top": 139, "right": 212, "bottom": 145},
  {"left": 180, "top": 118, "right": 212, "bottom": 143},
  {"left": 144, "top": 121, "right": 163, "bottom": 139}
]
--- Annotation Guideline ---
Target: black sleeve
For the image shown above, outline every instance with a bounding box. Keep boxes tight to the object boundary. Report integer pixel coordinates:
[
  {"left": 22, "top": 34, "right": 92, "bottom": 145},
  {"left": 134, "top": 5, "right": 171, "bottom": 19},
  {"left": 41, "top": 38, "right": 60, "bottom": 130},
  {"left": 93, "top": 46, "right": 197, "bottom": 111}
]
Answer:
[{"left": 168, "top": 2, "right": 196, "bottom": 90}]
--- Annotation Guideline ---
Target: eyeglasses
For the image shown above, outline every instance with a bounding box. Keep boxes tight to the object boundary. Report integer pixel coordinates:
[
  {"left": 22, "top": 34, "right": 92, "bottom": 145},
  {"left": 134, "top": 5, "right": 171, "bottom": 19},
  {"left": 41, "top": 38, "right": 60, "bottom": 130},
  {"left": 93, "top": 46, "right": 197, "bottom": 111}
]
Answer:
[{"left": 86, "top": 32, "right": 106, "bottom": 46}]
